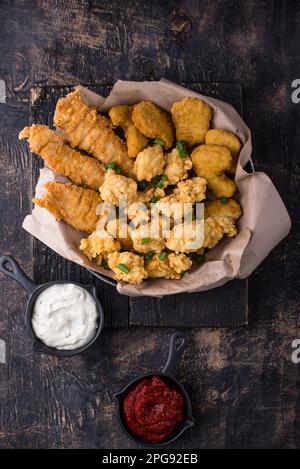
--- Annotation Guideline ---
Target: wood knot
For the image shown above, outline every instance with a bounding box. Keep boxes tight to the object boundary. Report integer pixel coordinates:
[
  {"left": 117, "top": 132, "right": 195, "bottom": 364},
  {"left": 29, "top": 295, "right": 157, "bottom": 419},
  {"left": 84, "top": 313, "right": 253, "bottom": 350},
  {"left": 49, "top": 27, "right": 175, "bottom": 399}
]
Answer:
[{"left": 170, "top": 11, "right": 192, "bottom": 36}]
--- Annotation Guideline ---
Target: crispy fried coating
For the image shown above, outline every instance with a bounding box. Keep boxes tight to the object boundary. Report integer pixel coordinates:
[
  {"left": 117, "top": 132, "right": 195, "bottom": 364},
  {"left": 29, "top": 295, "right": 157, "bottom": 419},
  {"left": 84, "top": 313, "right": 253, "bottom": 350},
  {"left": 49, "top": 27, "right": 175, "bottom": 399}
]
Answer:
[
  {"left": 33, "top": 182, "right": 101, "bottom": 233},
  {"left": 171, "top": 97, "right": 213, "bottom": 146},
  {"left": 109, "top": 105, "right": 149, "bottom": 157},
  {"left": 79, "top": 229, "right": 121, "bottom": 265},
  {"left": 54, "top": 89, "right": 134, "bottom": 176},
  {"left": 19, "top": 125, "right": 105, "bottom": 190},
  {"left": 173, "top": 177, "right": 207, "bottom": 203},
  {"left": 130, "top": 224, "right": 166, "bottom": 254},
  {"left": 145, "top": 253, "right": 192, "bottom": 279},
  {"left": 107, "top": 251, "right": 148, "bottom": 284},
  {"left": 191, "top": 144, "right": 236, "bottom": 197},
  {"left": 132, "top": 101, "right": 174, "bottom": 148},
  {"left": 105, "top": 218, "right": 133, "bottom": 251},
  {"left": 134, "top": 144, "right": 165, "bottom": 181},
  {"left": 164, "top": 148, "right": 193, "bottom": 185},
  {"left": 99, "top": 169, "right": 138, "bottom": 206},
  {"left": 205, "top": 129, "right": 242, "bottom": 173},
  {"left": 205, "top": 198, "right": 242, "bottom": 221},
  {"left": 166, "top": 220, "right": 205, "bottom": 253}
]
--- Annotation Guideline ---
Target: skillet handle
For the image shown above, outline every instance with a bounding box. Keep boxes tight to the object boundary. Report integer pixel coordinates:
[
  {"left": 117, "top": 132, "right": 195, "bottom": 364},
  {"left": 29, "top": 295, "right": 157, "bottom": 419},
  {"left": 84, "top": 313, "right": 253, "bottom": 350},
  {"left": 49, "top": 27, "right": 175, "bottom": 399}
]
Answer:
[
  {"left": 162, "top": 331, "right": 187, "bottom": 377},
  {"left": 0, "top": 255, "right": 37, "bottom": 294}
]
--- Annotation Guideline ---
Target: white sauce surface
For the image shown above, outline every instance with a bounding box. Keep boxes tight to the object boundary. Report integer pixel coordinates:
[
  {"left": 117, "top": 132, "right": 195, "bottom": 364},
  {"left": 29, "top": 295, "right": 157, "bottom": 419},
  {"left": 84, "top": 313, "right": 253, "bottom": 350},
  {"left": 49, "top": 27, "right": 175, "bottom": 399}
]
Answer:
[{"left": 32, "top": 283, "right": 98, "bottom": 350}]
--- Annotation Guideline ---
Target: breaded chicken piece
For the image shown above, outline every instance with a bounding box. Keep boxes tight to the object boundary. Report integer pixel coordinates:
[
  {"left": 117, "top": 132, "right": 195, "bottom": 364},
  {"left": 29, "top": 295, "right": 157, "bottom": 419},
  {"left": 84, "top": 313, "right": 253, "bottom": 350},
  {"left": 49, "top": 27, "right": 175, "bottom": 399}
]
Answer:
[
  {"left": 205, "top": 198, "right": 242, "bottom": 221},
  {"left": 33, "top": 182, "right": 101, "bottom": 233},
  {"left": 19, "top": 125, "right": 105, "bottom": 190},
  {"left": 173, "top": 177, "right": 207, "bottom": 203},
  {"left": 164, "top": 149, "right": 193, "bottom": 185},
  {"left": 134, "top": 144, "right": 165, "bottom": 181},
  {"left": 191, "top": 144, "right": 236, "bottom": 197},
  {"left": 130, "top": 224, "right": 166, "bottom": 254},
  {"left": 109, "top": 105, "right": 149, "bottom": 157},
  {"left": 105, "top": 218, "right": 133, "bottom": 251},
  {"left": 166, "top": 220, "right": 205, "bottom": 253},
  {"left": 205, "top": 129, "right": 242, "bottom": 173},
  {"left": 132, "top": 101, "right": 174, "bottom": 148},
  {"left": 79, "top": 229, "right": 121, "bottom": 265},
  {"left": 54, "top": 89, "right": 134, "bottom": 176},
  {"left": 146, "top": 253, "right": 192, "bottom": 279},
  {"left": 127, "top": 202, "right": 150, "bottom": 227},
  {"left": 171, "top": 97, "right": 213, "bottom": 146},
  {"left": 203, "top": 217, "right": 225, "bottom": 249},
  {"left": 107, "top": 251, "right": 148, "bottom": 284},
  {"left": 99, "top": 169, "right": 138, "bottom": 206}
]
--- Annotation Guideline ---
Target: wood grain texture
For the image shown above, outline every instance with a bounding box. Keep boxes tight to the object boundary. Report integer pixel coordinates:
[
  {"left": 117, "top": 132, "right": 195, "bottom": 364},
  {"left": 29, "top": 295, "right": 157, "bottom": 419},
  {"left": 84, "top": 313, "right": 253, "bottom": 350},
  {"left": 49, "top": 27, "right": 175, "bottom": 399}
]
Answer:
[{"left": 0, "top": 0, "right": 299, "bottom": 449}]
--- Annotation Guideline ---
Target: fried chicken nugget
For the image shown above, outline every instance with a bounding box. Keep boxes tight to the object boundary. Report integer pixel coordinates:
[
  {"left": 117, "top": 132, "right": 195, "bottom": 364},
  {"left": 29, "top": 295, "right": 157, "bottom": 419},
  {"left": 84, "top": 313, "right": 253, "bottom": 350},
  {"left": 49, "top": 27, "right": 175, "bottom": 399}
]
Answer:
[
  {"left": 145, "top": 253, "right": 192, "bottom": 279},
  {"left": 171, "top": 97, "right": 213, "bottom": 146},
  {"left": 33, "top": 182, "right": 101, "bottom": 233},
  {"left": 109, "top": 105, "right": 149, "bottom": 157},
  {"left": 19, "top": 125, "right": 105, "bottom": 190},
  {"left": 107, "top": 251, "right": 148, "bottom": 284},
  {"left": 134, "top": 144, "right": 165, "bottom": 181},
  {"left": 54, "top": 89, "right": 134, "bottom": 176},
  {"left": 205, "top": 198, "right": 242, "bottom": 221},
  {"left": 132, "top": 101, "right": 174, "bottom": 148},
  {"left": 79, "top": 229, "right": 121, "bottom": 265},
  {"left": 191, "top": 144, "right": 236, "bottom": 197},
  {"left": 205, "top": 129, "right": 242, "bottom": 173}
]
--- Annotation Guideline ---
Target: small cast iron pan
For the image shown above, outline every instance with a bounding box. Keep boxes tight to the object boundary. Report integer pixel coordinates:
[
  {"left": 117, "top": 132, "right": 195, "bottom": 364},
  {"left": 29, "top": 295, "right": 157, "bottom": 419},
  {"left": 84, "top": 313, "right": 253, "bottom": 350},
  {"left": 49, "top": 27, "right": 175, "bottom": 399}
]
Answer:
[
  {"left": 0, "top": 254, "right": 104, "bottom": 357},
  {"left": 115, "top": 331, "right": 195, "bottom": 447}
]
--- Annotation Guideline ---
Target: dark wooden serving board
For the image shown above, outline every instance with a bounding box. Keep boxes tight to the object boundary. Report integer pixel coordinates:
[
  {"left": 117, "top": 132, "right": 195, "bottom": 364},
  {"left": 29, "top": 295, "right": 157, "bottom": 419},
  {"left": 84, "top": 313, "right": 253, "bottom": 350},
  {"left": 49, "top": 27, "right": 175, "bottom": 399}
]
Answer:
[{"left": 29, "top": 82, "right": 248, "bottom": 328}]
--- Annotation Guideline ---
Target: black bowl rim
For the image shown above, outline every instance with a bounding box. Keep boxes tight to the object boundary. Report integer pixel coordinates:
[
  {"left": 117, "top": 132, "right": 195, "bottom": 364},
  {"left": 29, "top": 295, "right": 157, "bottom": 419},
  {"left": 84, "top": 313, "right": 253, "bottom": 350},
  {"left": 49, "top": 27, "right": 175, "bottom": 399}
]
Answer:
[
  {"left": 26, "top": 280, "right": 104, "bottom": 357},
  {"left": 115, "top": 372, "right": 195, "bottom": 448}
]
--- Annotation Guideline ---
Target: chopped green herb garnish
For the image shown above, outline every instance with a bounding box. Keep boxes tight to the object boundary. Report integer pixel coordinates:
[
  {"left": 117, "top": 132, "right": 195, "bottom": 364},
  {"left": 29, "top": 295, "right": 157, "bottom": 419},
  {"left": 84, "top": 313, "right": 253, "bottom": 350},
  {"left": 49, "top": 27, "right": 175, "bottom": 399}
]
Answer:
[
  {"left": 106, "top": 161, "right": 121, "bottom": 174},
  {"left": 106, "top": 161, "right": 117, "bottom": 170},
  {"left": 152, "top": 138, "right": 165, "bottom": 146},
  {"left": 215, "top": 172, "right": 222, "bottom": 177},
  {"left": 137, "top": 180, "right": 148, "bottom": 191},
  {"left": 158, "top": 250, "right": 167, "bottom": 260},
  {"left": 220, "top": 196, "right": 228, "bottom": 204},
  {"left": 141, "top": 237, "right": 150, "bottom": 245},
  {"left": 176, "top": 140, "right": 188, "bottom": 158},
  {"left": 102, "top": 260, "right": 109, "bottom": 270},
  {"left": 144, "top": 251, "right": 155, "bottom": 261},
  {"left": 192, "top": 212, "right": 196, "bottom": 221},
  {"left": 151, "top": 195, "right": 160, "bottom": 203},
  {"left": 116, "top": 263, "right": 130, "bottom": 274}
]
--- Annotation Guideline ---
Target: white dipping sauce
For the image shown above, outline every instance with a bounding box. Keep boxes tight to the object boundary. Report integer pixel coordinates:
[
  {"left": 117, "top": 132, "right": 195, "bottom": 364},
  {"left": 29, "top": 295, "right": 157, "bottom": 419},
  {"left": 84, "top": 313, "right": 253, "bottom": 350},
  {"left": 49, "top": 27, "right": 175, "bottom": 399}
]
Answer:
[{"left": 32, "top": 283, "right": 98, "bottom": 350}]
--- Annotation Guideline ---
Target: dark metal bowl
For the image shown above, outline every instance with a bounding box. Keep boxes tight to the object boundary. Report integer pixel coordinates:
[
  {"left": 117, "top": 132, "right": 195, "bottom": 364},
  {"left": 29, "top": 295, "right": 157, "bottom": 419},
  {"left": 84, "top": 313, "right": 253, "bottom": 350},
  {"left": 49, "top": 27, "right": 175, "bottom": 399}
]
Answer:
[
  {"left": 0, "top": 255, "right": 104, "bottom": 357},
  {"left": 115, "top": 331, "right": 195, "bottom": 447}
]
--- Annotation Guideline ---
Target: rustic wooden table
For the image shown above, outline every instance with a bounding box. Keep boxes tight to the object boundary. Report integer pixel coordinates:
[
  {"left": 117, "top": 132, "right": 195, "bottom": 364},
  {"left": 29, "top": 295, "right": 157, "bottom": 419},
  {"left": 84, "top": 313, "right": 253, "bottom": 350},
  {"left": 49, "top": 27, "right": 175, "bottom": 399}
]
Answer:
[{"left": 0, "top": 0, "right": 299, "bottom": 449}]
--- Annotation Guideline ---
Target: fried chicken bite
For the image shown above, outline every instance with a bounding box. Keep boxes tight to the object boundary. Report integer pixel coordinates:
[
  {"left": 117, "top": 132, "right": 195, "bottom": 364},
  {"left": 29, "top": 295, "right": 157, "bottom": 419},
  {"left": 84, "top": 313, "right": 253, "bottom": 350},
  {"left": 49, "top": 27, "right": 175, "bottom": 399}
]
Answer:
[
  {"left": 163, "top": 148, "right": 193, "bottom": 185},
  {"left": 191, "top": 144, "right": 236, "bottom": 197},
  {"left": 166, "top": 220, "right": 204, "bottom": 253},
  {"left": 107, "top": 251, "right": 148, "bottom": 284},
  {"left": 19, "top": 125, "right": 105, "bottom": 191},
  {"left": 33, "top": 182, "right": 101, "bottom": 233},
  {"left": 205, "top": 129, "right": 242, "bottom": 173},
  {"left": 54, "top": 89, "right": 134, "bottom": 176},
  {"left": 173, "top": 177, "right": 207, "bottom": 203},
  {"left": 134, "top": 144, "right": 165, "bottom": 181},
  {"left": 79, "top": 229, "right": 121, "bottom": 265},
  {"left": 171, "top": 97, "right": 213, "bottom": 146},
  {"left": 99, "top": 169, "right": 138, "bottom": 206},
  {"left": 109, "top": 105, "right": 149, "bottom": 157},
  {"left": 130, "top": 224, "right": 166, "bottom": 254},
  {"left": 205, "top": 198, "right": 242, "bottom": 221},
  {"left": 132, "top": 101, "right": 174, "bottom": 148},
  {"left": 105, "top": 218, "right": 133, "bottom": 251},
  {"left": 145, "top": 253, "right": 192, "bottom": 279}
]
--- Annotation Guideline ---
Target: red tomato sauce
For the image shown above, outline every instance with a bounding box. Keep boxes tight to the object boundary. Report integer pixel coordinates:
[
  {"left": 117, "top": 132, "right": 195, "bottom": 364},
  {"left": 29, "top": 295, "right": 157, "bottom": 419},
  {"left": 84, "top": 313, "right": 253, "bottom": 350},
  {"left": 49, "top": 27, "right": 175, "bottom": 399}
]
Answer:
[{"left": 122, "top": 375, "right": 185, "bottom": 443}]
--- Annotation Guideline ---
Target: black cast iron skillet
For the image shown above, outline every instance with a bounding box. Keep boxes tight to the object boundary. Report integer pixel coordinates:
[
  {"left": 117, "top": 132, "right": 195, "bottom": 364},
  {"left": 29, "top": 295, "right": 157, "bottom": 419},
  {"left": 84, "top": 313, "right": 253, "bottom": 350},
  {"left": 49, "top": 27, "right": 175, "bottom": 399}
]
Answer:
[
  {"left": 115, "top": 331, "right": 195, "bottom": 447},
  {"left": 0, "top": 254, "right": 104, "bottom": 357}
]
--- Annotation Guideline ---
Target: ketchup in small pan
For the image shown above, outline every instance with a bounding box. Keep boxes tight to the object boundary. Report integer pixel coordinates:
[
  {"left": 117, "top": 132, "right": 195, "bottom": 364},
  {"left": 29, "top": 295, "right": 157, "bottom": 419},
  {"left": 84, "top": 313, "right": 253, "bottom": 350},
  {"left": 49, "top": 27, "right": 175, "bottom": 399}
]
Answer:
[{"left": 115, "top": 331, "right": 195, "bottom": 447}]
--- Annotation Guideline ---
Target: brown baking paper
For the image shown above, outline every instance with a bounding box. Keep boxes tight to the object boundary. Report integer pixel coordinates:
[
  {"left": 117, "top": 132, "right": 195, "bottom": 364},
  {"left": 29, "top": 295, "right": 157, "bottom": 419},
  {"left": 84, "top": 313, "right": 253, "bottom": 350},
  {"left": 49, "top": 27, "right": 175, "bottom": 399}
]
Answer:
[{"left": 23, "top": 79, "right": 291, "bottom": 297}]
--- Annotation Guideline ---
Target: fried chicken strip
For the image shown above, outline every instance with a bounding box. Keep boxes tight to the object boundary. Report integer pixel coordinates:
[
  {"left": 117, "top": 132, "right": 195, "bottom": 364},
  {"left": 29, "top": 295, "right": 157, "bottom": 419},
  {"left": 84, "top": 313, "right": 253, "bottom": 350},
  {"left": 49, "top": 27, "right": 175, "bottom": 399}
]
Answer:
[
  {"left": 54, "top": 89, "right": 134, "bottom": 176},
  {"left": 33, "top": 182, "right": 102, "bottom": 233},
  {"left": 19, "top": 125, "right": 105, "bottom": 190}
]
